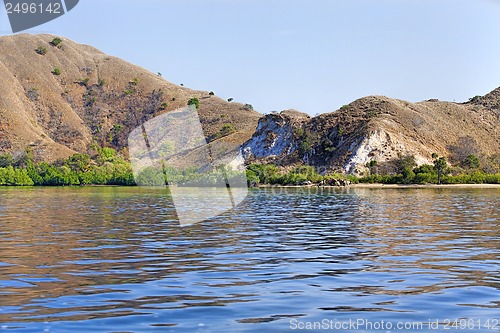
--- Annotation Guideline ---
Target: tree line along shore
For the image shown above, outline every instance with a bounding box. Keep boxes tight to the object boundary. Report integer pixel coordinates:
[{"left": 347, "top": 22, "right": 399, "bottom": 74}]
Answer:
[{"left": 0, "top": 148, "right": 499, "bottom": 187}]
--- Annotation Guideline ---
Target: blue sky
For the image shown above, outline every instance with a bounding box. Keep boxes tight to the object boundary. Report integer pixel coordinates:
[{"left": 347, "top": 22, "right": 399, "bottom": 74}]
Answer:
[{"left": 2, "top": 0, "right": 500, "bottom": 115}]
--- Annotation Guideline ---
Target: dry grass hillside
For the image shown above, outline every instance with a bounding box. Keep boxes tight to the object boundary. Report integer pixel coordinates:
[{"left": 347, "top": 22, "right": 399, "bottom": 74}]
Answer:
[
  {"left": 0, "top": 34, "right": 261, "bottom": 162},
  {"left": 244, "top": 91, "right": 499, "bottom": 174}
]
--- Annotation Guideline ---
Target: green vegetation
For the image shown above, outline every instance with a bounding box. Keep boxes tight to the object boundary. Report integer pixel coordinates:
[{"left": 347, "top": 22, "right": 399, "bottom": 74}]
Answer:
[
  {"left": 52, "top": 68, "right": 61, "bottom": 76},
  {"left": 246, "top": 164, "right": 326, "bottom": 186},
  {"left": 50, "top": 37, "right": 63, "bottom": 47},
  {"left": 432, "top": 154, "right": 448, "bottom": 185},
  {"left": 98, "top": 78, "right": 105, "bottom": 87},
  {"left": 366, "top": 160, "right": 378, "bottom": 175},
  {"left": 462, "top": 154, "right": 480, "bottom": 169},
  {"left": 294, "top": 127, "right": 313, "bottom": 155},
  {"left": 0, "top": 153, "right": 14, "bottom": 167},
  {"left": 187, "top": 97, "right": 200, "bottom": 109},
  {"left": 35, "top": 46, "right": 47, "bottom": 55},
  {"left": 134, "top": 164, "right": 246, "bottom": 187},
  {"left": 360, "top": 154, "right": 499, "bottom": 185},
  {"left": 0, "top": 148, "right": 134, "bottom": 187},
  {"left": 246, "top": 152, "right": 500, "bottom": 186},
  {"left": 0, "top": 167, "right": 34, "bottom": 186},
  {"left": 468, "top": 95, "right": 481, "bottom": 103},
  {"left": 220, "top": 123, "right": 236, "bottom": 136},
  {"left": 211, "top": 123, "right": 237, "bottom": 140},
  {"left": 1, "top": 148, "right": 498, "bottom": 187},
  {"left": 107, "top": 124, "right": 125, "bottom": 144}
]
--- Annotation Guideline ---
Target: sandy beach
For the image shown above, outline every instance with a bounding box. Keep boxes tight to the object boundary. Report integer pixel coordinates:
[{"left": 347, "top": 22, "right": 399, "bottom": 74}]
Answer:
[{"left": 350, "top": 183, "right": 500, "bottom": 189}]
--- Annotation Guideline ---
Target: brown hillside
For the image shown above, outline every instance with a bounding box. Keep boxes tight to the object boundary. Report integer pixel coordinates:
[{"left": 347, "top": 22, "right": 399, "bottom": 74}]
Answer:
[
  {"left": 243, "top": 93, "right": 499, "bottom": 174},
  {"left": 0, "top": 34, "right": 261, "bottom": 161}
]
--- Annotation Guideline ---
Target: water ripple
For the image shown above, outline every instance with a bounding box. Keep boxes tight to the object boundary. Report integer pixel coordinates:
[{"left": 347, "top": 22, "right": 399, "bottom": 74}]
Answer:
[{"left": 0, "top": 187, "right": 499, "bottom": 332}]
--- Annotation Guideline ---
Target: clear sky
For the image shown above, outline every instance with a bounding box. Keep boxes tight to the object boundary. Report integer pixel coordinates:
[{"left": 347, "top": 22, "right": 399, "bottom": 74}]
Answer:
[{"left": 2, "top": 0, "right": 500, "bottom": 115}]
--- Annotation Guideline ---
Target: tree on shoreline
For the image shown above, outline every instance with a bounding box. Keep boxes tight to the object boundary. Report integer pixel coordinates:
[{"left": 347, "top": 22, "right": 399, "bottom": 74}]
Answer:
[{"left": 432, "top": 153, "right": 448, "bottom": 185}]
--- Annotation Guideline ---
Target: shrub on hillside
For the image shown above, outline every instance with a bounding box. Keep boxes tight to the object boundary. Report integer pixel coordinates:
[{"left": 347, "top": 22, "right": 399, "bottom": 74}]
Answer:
[
  {"left": 35, "top": 46, "right": 47, "bottom": 55},
  {"left": 50, "top": 37, "right": 63, "bottom": 47},
  {"left": 187, "top": 97, "right": 200, "bottom": 109}
]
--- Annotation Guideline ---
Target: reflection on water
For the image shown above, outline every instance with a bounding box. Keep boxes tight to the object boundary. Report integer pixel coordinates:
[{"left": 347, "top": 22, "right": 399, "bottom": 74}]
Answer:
[{"left": 0, "top": 187, "right": 499, "bottom": 332}]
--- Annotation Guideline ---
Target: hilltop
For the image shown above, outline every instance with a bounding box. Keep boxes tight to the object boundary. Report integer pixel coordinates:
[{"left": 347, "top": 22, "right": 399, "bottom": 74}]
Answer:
[
  {"left": 243, "top": 92, "right": 499, "bottom": 174},
  {"left": 0, "top": 34, "right": 261, "bottom": 162}
]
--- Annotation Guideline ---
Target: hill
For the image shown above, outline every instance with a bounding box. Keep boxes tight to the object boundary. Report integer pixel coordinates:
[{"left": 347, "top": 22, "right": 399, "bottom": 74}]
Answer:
[
  {"left": 243, "top": 92, "right": 499, "bottom": 174},
  {"left": 0, "top": 34, "right": 261, "bottom": 162},
  {"left": 1, "top": 34, "right": 499, "bottom": 177}
]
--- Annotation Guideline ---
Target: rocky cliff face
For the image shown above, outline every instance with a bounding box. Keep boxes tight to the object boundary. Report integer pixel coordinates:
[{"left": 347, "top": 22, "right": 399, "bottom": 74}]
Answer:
[
  {"left": 242, "top": 111, "right": 309, "bottom": 162},
  {"left": 242, "top": 95, "right": 499, "bottom": 174}
]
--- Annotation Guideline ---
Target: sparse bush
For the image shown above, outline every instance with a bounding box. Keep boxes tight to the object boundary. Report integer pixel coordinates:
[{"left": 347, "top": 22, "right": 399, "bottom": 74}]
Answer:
[
  {"left": 50, "top": 37, "right": 63, "bottom": 47},
  {"left": 98, "top": 78, "right": 105, "bottom": 87},
  {"left": 468, "top": 95, "right": 482, "bottom": 103},
  {"left": 293, "top": 127, "right": 305, "bottom": 138},
  {"left": 227, "top": 98, "right": 234, "bottom": 102},
  {"left": 0, "top": 153, "right": 14, "bottom": 168},
  {"left": 448, "top": 136, "right": 481, "bottom": 165},
  {"left": 220, "top": 123, "right": 236, "bottom": 136},
  {"left": 35, "top": 46, "right": 47, "bottom": 55},
  {"left": 366, "top": 160, "right": 378, "bottom": 175},
  {"left": 209, "top": 91, "right": 215, "bottom": 96},
  {"left": 298, "top": 136, "right": 312, "bottom": 155},
  {"left": 78, "top": 78, "right": 90, "bottom": 87},
  {"left": 462, "top": 154, "right": 480, "bottom": 169},
  {"left": 394, "top": 155, "right": 417, "bottom": 174},
  {"left": 160, "top": 102, "right": 168, "bottom": 110},
  {"left": 52, "top": 68, "right": 61, "bottom": 76},
  {"left": 242, "top": 103, "right": 253, "bottom": 110},
  {"left": 187, "top": 97, "right": 200, "bottom": 109},
  {"left": 26, "top": 87, "right": 38, "bottom": 101}
]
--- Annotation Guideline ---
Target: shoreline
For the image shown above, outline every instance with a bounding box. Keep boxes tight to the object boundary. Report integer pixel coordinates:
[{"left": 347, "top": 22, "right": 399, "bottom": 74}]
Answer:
[
  {"left": 1, "top": 184, "right": 499, "bottom": 189},
  {"left": 350, "top": 183, "right": 500, "bottom": 189},
  {"left": 257, "top": 183, "right": 500, "bottom": 189}
]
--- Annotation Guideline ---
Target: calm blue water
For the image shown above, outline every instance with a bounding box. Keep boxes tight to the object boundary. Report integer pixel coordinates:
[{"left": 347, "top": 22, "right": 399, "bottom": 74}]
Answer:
[{"left": 0, "top": 187, "right": 499, "bottom": 332}]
